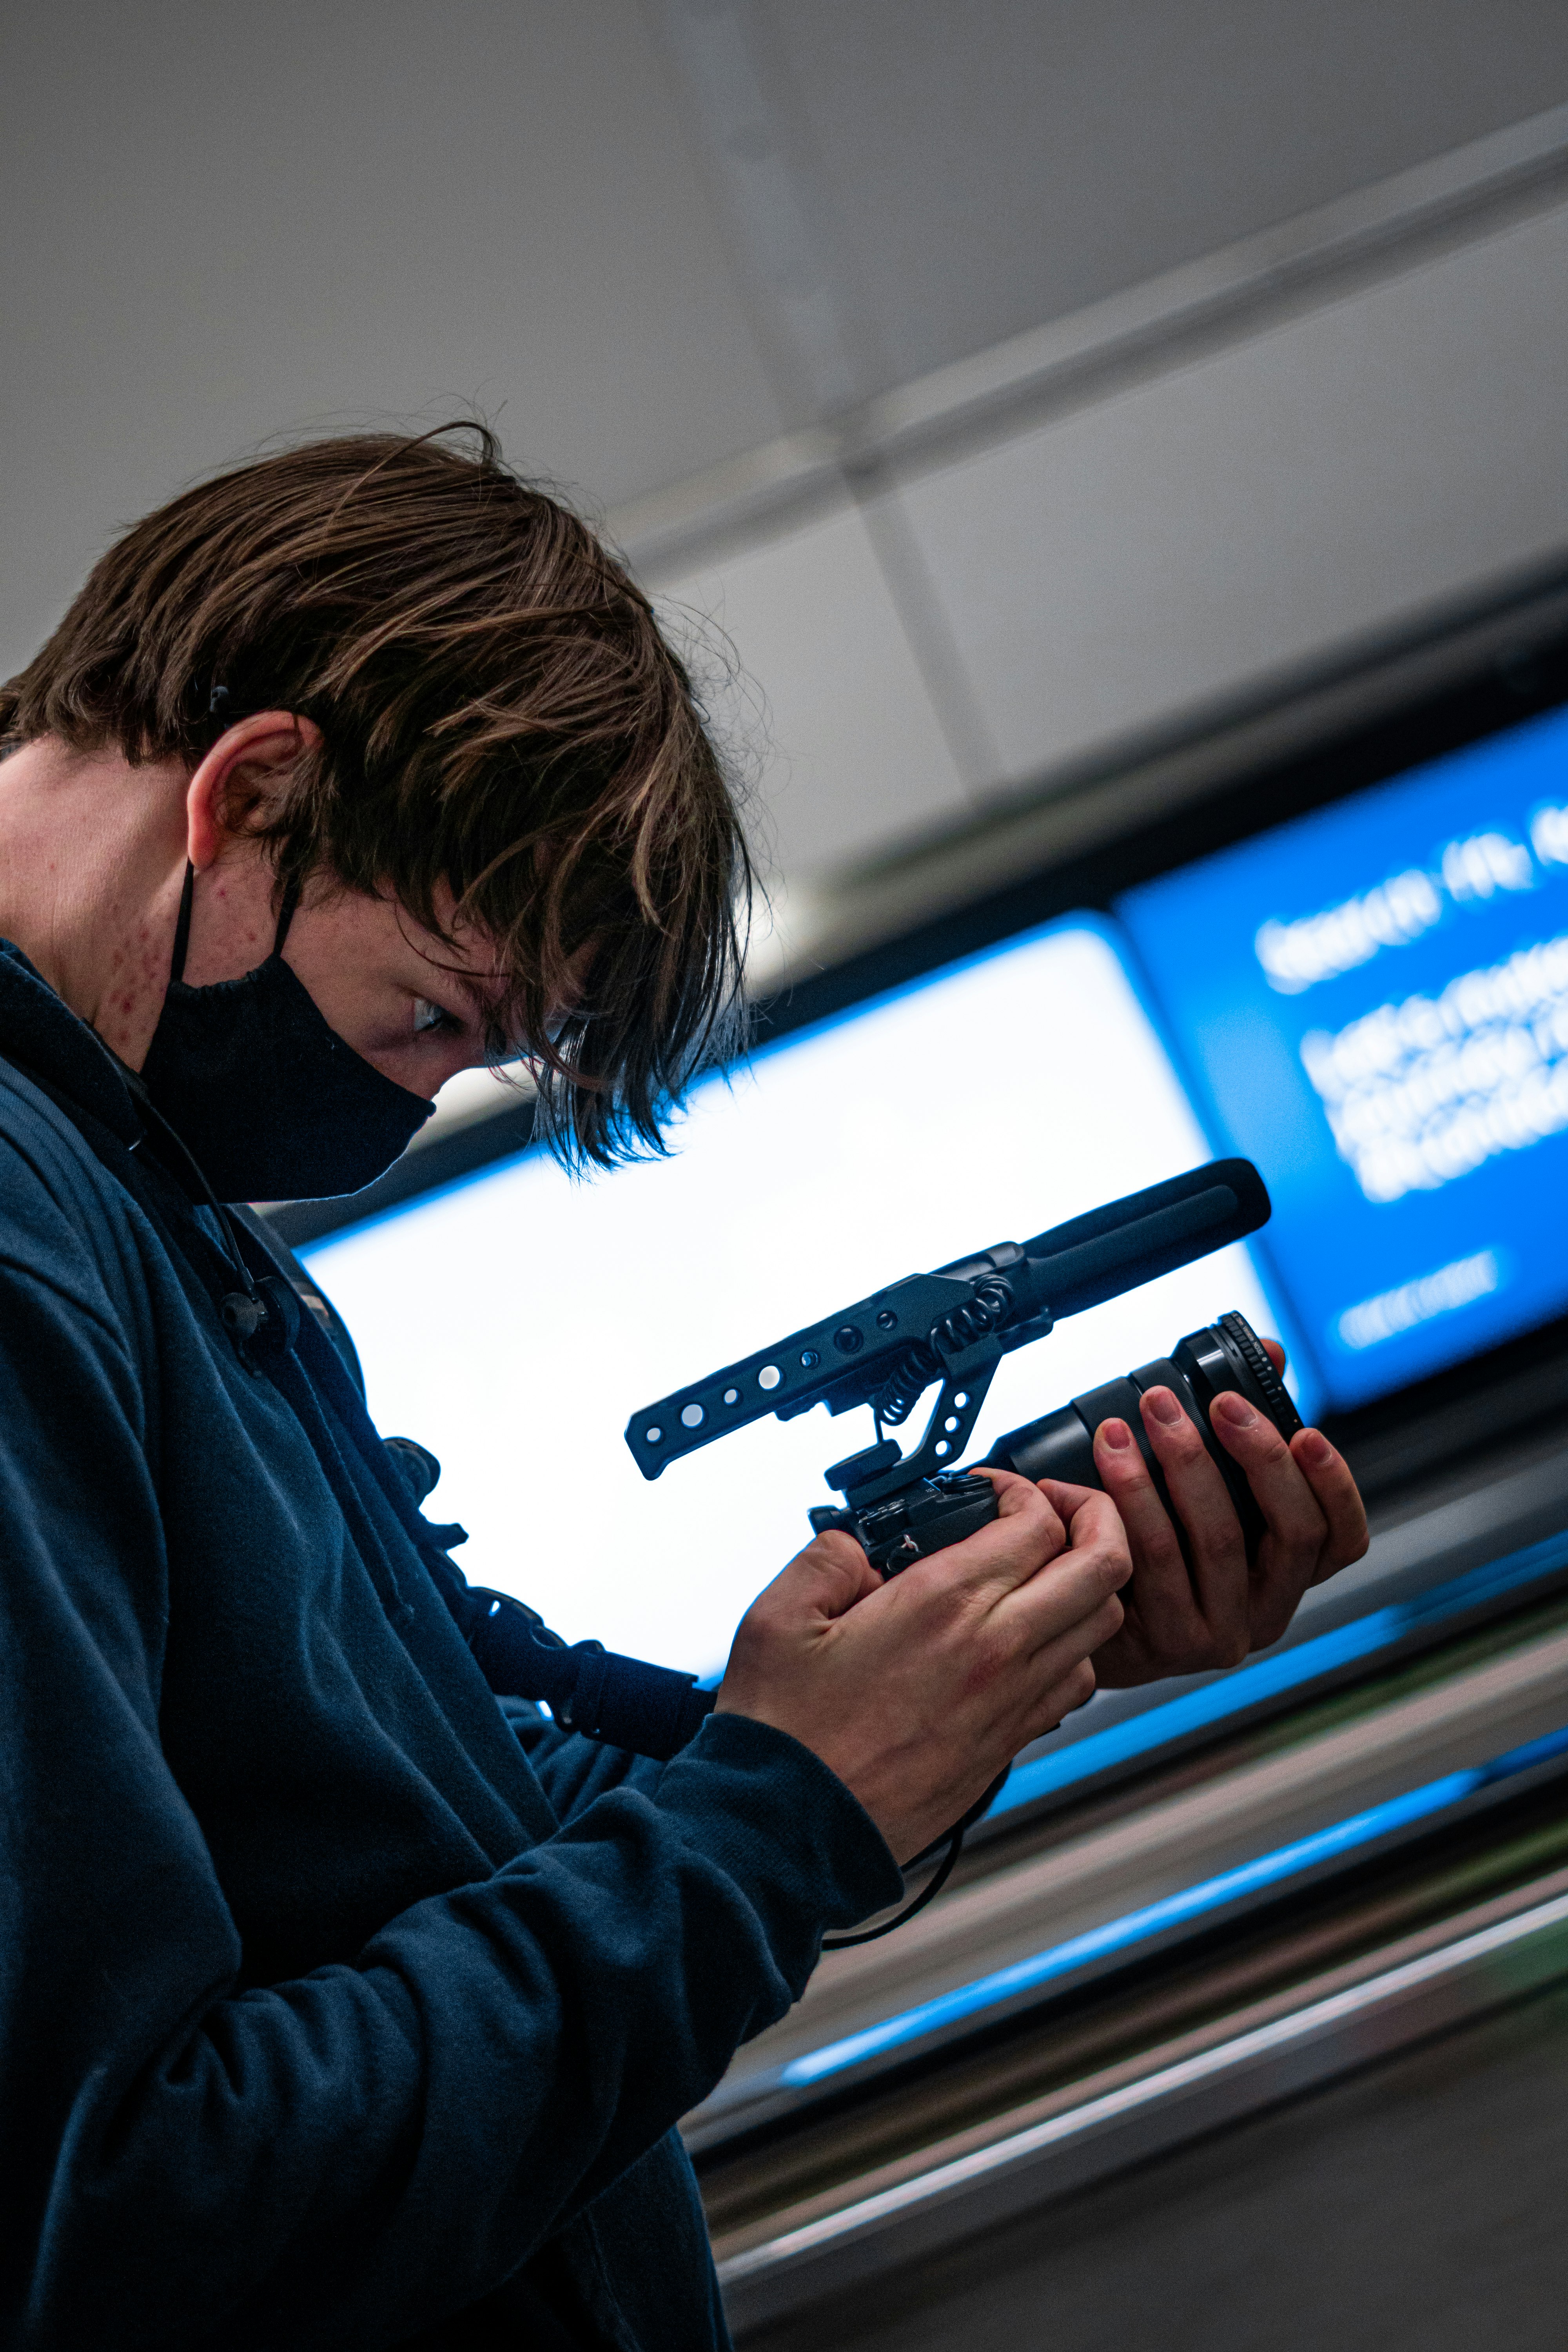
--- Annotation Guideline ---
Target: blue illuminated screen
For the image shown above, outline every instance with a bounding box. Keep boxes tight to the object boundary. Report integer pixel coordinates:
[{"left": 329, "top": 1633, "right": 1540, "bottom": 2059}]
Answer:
[
  {"left": 303, "top": 697, "right": 1568, "bottom": 1671},
  {"left": 305, "top": 920, "right": 1280, "bottom": 1679},
  {"left": 1117, "top": 702, "right": 1568, "bottom": 1409}
]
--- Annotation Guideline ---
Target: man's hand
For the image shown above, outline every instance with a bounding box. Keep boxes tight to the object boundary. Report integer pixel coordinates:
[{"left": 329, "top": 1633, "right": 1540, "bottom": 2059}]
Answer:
[
  {"left": 715, "top": 1471, "right": 1130, "bottom": 1863},
  {"left": 1040, "top": 1341, "right": 1368, "bottom": 1687}
]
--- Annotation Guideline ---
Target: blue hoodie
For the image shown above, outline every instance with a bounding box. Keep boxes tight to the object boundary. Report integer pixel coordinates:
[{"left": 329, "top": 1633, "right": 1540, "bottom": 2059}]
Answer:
[{"left": 0, "top": 943, "right": 900, "bottom": 2350}]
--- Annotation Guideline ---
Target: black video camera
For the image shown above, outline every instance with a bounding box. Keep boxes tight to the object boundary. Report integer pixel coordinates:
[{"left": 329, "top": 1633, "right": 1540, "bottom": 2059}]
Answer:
[{"left": 626, "top": 1159, "right": 1302, "bottom": 1575}]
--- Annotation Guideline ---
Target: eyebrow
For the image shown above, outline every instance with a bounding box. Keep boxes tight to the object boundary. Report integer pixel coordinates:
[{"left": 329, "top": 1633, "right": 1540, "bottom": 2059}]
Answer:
[{"left": 414, "top": 951, "right": 505, "bottom": 1018}]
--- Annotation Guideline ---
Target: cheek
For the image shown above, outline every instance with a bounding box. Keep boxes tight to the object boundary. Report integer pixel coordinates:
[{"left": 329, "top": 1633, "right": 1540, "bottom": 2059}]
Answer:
[
  {"left": 357, "top": 1034, "right": 477, "bottom": 1099},
  {"left": 279, "top": 896, "right": 489, "bottom": 1087},
  {"left": 314, "top": 988, "right": 415, "bottom": 1065},
  {"left": 279, "top": 944, "right": 379, "bottom": 1048},
  {"left": 280, "top": 895, "right": 421, "bottom": 1042}
]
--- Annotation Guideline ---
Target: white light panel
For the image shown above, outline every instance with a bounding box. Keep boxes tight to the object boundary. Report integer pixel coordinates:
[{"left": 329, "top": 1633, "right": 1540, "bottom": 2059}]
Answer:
[{"left": 305, "top": 918, "right": 1282, "bottom": 1680}]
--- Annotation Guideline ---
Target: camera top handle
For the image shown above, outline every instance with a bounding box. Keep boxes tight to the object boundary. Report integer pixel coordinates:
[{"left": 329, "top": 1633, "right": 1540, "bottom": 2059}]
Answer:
[{"left": 624, "top": 1158, "right": 1271, "bottom": 1506}]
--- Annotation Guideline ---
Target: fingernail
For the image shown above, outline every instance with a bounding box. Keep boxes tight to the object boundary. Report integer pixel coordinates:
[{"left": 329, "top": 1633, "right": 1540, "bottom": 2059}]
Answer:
[
  {"left": 1297, "top": 1429, "right": 1332, "bottom": 1468},
  {"left": 1214, "top": 1391, "right": 1256, "bottom": 1428},
  {"left": 1144, "top": 1387, "right": 1181, "bottom": 1426},
  {"left": 1098, "top": 1417, "right": 1132, "bottom": 1451}
]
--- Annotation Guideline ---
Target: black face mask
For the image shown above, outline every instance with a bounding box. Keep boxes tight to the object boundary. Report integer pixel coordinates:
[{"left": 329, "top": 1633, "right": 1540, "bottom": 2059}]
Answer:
[{"left": 140, "top": 865, "right": 435, "bottom": 1203}]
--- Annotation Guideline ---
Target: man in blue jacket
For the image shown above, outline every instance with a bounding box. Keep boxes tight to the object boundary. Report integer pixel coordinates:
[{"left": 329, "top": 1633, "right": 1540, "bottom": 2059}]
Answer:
[{"left": 0, "top": 428, "right": 1367, "bottom": 2349}]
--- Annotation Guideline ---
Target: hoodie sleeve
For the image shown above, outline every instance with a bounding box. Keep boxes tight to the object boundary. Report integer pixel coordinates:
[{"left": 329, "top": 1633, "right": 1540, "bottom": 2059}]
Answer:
[
  {"left": 0, "top": 1169, "right": 902, "bottom": 2352},
  {"left": 500, "top": 1694, "right": 679, "bottom": 1818}
]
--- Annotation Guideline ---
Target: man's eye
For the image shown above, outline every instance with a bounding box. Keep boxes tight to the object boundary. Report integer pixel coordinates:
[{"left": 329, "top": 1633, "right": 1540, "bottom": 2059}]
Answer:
[{"left": 412, "top": 997, "right": 459, "bottom": 1036}]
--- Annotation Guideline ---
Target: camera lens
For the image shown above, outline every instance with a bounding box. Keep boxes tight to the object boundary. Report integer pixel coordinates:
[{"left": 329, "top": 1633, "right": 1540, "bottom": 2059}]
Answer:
[{"left": 982, "top": 1310, "right": 1302, "bottom": 1565}]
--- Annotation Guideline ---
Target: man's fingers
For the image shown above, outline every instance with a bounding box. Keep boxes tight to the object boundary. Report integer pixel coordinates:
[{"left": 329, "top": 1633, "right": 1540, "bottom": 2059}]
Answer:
[
  {"left": 1065, "top": 1657, "right": 1098, "bottom": 1712},
  {"left": 904, "top": 1468, "right": 1067, "bottom": 1601},
  {"left": 1050, "top": 1484, "right": 1132, "bottom": 1573},
  {"left": 985, "top": 1464, "right": 1065, "bottom": 1531},
  {"left": 1261, "top": 1337, "right": 1287, "bottom": 1375},
  {"left": 775, "top": 1529, "right": 882, "bottom": 1622},
  {"left": 1035, "top": 1476, "right": 1101, "bottom": 1524},
  {"left": 1089, "top": 1413, "right": 1233, "bottom": 1660},
  {"left": 1089, "top": 1418, "right": 1196, "bottom": 1611},
  {"left": 1124, "top": 1393, "right": 1254, "bottom": 1651},
  {"left": 1022, "top": 1655, "right": 1098, "bottom": 1742},
  {"left": 1207, "top": 1390, "right": 1338, "bottom": 1641},
  {"left": 1005, "top": 1594, "right": 1122, "bottom": 1750},
  {"left": 1209, "top": 1392, "right": 1328, "bottom": 1572},
  {"left": 1000, "top": 1487, "right": 1129, "bottom": 1658},
  {"left": 1289, "top": 1427, "right": 1370, "bottom": 1581}
]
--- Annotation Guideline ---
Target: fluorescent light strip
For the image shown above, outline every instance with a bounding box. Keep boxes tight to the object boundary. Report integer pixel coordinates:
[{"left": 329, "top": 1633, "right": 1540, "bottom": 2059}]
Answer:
[
  {"left": 720, "top": 1885, "right": 1568, "bottom": 2293},
  {"left": 990, "top": 1524, "right": 1568, "bottom": 1820},
  {"left": 780, "top": 1721, "right": 1568, "bottom": 2089}
]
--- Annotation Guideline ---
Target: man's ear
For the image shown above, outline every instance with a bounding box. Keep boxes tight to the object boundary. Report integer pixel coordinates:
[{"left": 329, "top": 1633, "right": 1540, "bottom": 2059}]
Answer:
[{"left": 185, "top": 711, "right": 323, "bottom": 871}]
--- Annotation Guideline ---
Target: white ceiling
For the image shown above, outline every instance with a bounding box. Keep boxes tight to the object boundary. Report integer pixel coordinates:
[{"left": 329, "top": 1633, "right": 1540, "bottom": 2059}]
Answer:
[
  {"left": 896, "top": 201, "right": 1568, "bottom": 799},
  {"left": 5, "top": 1, "right": 1568, "bottom": 941},
  {"left": 0, "top": 0, "right": 782, "bottom": 649},
  {"left": 654, "top": 0, "right": 1568, "bottom": 410}
]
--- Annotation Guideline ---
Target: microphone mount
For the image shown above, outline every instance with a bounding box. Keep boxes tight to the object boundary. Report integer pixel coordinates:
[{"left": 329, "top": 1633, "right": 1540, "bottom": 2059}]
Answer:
[{"left": 625, "top": 1159, "right": 1272, "bottom": 1516}]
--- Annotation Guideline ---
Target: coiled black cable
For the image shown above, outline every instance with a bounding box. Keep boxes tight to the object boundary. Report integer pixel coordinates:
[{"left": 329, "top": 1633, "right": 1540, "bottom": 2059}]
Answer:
[
  {"left": 822, "top": 1768, "right": 1011, "bottom": 1948},
  {"left": 875, "top": 1276, "right": 1014, "bottom": 1426}
]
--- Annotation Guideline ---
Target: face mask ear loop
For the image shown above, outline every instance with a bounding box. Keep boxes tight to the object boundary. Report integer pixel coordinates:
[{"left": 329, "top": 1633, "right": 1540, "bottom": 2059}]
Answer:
[
  {"left": 272, "top": 875, "right": 303, "bottom": 960},
  {"left": 170, "top": 861, "right": 196, "bottom": 987},
  {"left": 125, "top": 1078, "right": 266, "bottom": 1318},
  {"left": 147, "top": 858, "right": 260, "bottom": 1308}
]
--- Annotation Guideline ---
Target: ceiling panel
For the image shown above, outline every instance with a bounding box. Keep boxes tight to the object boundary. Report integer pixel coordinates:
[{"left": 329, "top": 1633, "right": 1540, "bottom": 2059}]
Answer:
[
  {"left": 657, "top": 496, "right": 971, "bottom": 886},
  {"left": 750, "top": 0, "right": 1568, "bottom": 396},
  {"left": 0, "top": 0, "right": 785, "bottom": 681},
  {"left": 892, "top": 201, "right": 1568, "bottom": 793}
]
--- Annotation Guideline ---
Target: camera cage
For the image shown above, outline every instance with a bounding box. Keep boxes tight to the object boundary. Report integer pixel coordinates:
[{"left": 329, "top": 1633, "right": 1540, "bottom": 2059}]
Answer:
[{"left": 625, "top": 1158, "right": 1272, "bottom": 1509}]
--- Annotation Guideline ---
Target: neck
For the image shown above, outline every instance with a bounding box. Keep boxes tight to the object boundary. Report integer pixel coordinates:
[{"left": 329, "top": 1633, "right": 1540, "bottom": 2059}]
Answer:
[{"left": 0, "top": 737, "right": 189, "bottom": 1069}]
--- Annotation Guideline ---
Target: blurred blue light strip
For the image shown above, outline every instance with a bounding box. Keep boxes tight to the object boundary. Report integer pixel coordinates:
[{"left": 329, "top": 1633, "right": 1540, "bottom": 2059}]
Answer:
[
  {"left": 784, "top": 1720, "right": 1568, "bottom": 2088},
  {"left": 991, "top": 1526, "right": 1568, "bottom": 1820}
]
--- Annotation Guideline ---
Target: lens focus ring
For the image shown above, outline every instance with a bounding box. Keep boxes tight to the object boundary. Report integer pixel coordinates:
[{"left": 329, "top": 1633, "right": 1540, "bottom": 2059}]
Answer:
[{"left": 1217, "top": 1311, "right": 1303, "bottom": 1436}]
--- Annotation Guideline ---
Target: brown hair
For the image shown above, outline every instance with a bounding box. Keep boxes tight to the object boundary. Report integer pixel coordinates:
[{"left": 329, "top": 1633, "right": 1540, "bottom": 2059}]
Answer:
[{"left": 0, "top": 425, "right": 752, "bottom": 1167}]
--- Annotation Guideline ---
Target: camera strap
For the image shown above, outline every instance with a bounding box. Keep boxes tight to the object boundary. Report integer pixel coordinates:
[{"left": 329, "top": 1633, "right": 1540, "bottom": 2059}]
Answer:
[
  {"left": 276, "top": 1286, "right": 717, "bottom": 1762},
  {"left": 0, "top": 1041, "right": 717, "bottom": 1763}
]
